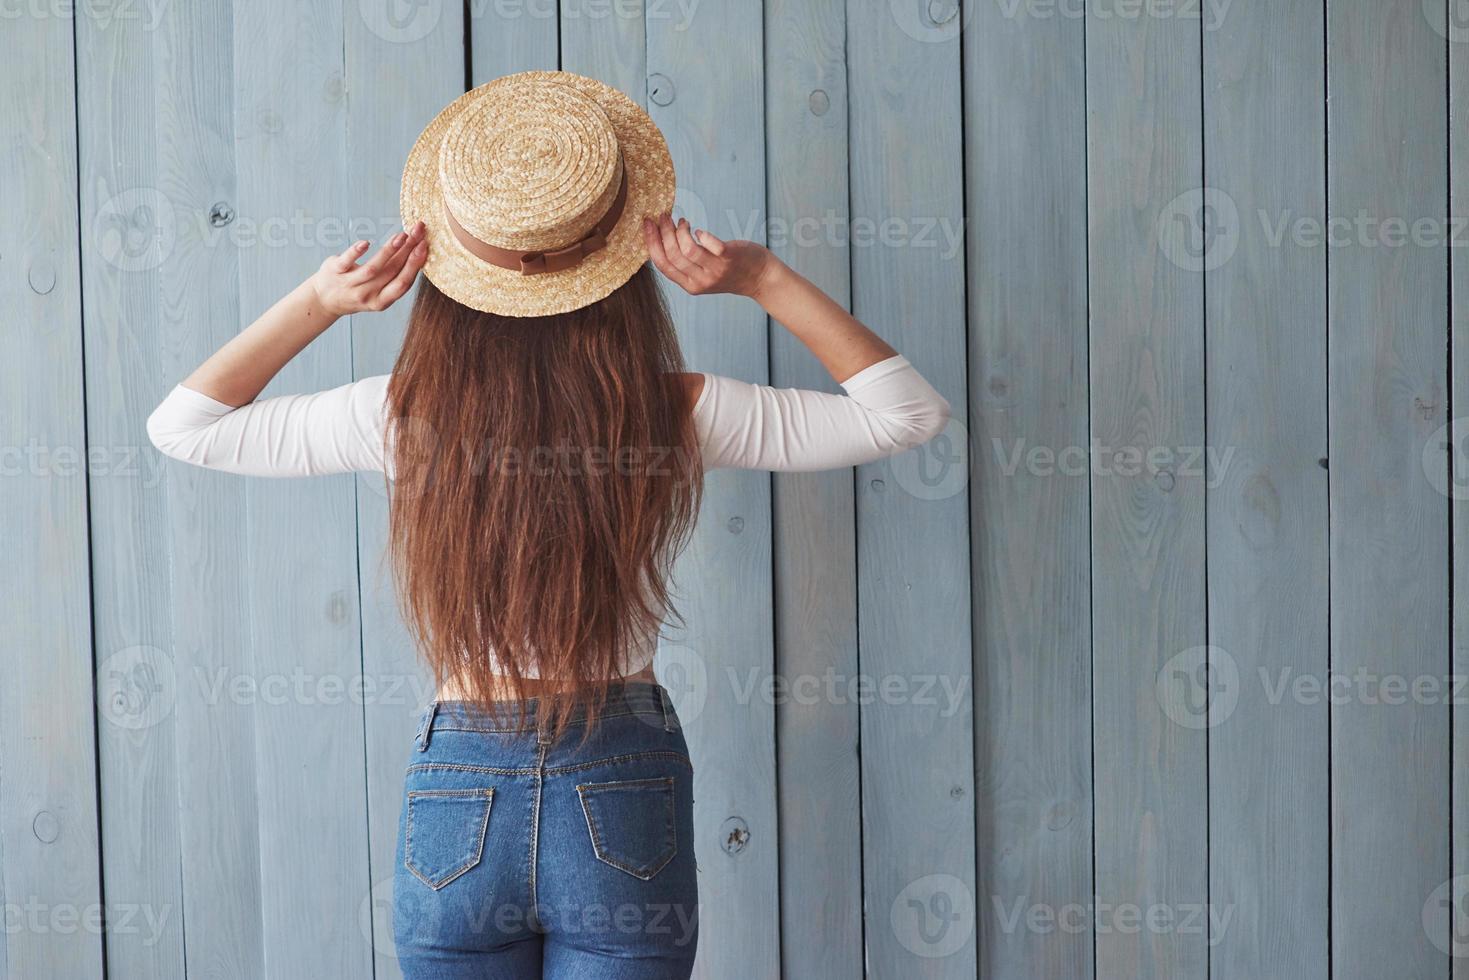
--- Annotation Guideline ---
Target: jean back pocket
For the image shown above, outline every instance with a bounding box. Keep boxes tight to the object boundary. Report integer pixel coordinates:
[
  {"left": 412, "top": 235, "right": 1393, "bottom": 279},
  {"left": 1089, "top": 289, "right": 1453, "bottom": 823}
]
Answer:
[
  {"left": 576, "top": 776, "right": 677, "bottom": 880},
  {"left": 405, "top": 788, "right": 494, "bottom": 890}
]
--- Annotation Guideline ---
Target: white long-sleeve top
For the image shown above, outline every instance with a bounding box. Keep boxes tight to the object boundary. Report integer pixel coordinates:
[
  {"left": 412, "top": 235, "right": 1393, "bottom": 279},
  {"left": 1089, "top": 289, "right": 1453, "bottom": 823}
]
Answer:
[{"left": 146, "top": 354, "right": 950, "bottom": 674}]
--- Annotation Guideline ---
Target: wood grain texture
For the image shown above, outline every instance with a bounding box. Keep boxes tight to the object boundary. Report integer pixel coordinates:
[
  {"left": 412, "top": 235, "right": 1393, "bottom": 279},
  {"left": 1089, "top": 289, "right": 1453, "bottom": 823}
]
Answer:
[
  {"left": 1085, "top": 3, "right": 1208, "bottom": 977},
  {"left": 231, "top": 2, "right": 374, "bottom": 977},
  {"left": 1204, "top": 3, "right": 1330, "bottom": 978},
  {"left": 346, "top": 3, "right": 468, "bottom": 977},
  {"left": 643, "top": 3, "right": 779, "bottom": 977},
  {"left": 560, "top": 0, "right": 644, "bottom": 97},
  {"left": 1454, "top": 8, "right": 1469, "bottom": 976},
  {"left": 471, "top": 0, "right": 559, "bottom": 84},
  {"left": 847, "top": 3, "right": 975, "bottom": 976},
  {"left": 0, "top": 12, "right": 105, "bottom": 980},
  {"left": 143, "top": 9, "right": 266, "bottom": 970},
  {"left": 73, "top": 1, "right": 249, "bottom": 974},
  {"left": 964, "top": 2, "right": 1093, "bottom": 977},
  {"left": 14, "top": 7, "right": 1469, "bottom": 979},
  {"left": 764, "top": 1, "right": 863, "bottom": 976},
  {"left": 1327, "top": 2, "right": 1451, "bottom": 975},
  {"left": 0, "top": 10, "right": 105, "bottom": 980}
]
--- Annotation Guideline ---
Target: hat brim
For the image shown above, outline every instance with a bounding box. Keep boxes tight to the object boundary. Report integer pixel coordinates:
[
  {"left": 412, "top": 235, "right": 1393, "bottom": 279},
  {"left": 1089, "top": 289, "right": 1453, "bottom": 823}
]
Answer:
[{"left": 400, "top": 71, "right": 676, "bottom": 317}]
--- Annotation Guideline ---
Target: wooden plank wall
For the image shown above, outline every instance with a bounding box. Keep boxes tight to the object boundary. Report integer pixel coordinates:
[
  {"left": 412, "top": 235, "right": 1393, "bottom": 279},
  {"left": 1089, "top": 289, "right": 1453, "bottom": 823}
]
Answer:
[
  {"left": 4, "top": 1, "right": 1467, "bottom": 977},
  {"left": 1, "top": 10, "right": 103, "bottom": 980},
  {"left": 965, "top": 0, "right": 1091, "bottom": 976},
  {"left": 848, "top": 3, "right": 976, "bottom": 977},
  {"left": 1454, "top": 5, "right": 1469, "bottom": 977},
  {"left": 349, "top": 4, "right": 467, "bottom": 979},
  {"left": 1205, "top": 2, "right": 1329, "bottom": 978},
  {"left": 644, "top": 4, "right": 782, "bottom": 973},
  {"left": 1329, "top": 1, "right": 1451, "bottom": 974},
  {"left": 764, "top": 2, "right": 865, "bottom": 977}
]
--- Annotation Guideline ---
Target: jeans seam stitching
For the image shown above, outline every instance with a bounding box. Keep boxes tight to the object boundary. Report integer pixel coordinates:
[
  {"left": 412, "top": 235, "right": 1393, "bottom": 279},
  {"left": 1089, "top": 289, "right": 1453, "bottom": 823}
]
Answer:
[
  {"left": 404, "top": 752, "right": 692, "bottom": 779},
  {"left": 574, "top": 776, "right": 677, "bottom": 880},
  {"left": 545, "top": 751, "right": 693, "bottom": 776},
  {"left": 528, "top": 742, "right": 547, "bottom": 929},
  {"left": 402, "top": 788, "right": 494, "bottom": 891},
  {"left": 425, "top": 706, "right": 662, "bottom": 735}
]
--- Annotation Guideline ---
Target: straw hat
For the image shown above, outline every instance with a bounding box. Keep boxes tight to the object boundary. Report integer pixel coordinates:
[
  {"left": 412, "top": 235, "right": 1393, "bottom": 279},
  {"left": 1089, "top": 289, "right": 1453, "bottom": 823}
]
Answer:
[{"left": 400, "top": 70, "right": 676, "bottom": 317}]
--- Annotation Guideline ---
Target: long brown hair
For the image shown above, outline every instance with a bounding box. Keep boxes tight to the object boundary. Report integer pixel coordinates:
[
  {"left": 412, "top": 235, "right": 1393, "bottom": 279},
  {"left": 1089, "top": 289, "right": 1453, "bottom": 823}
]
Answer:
[{"left": 385, "top": 265, "right": 702, "bottom": 737}]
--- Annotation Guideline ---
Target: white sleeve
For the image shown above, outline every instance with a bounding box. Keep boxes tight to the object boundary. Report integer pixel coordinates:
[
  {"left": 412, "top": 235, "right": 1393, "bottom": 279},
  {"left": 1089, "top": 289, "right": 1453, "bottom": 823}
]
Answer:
[
  {"left": 146, "top": 375, "right": 392, "bottom": 477},
  {"left": 692, "top": 354, "right": 951, "bottom": 472}
]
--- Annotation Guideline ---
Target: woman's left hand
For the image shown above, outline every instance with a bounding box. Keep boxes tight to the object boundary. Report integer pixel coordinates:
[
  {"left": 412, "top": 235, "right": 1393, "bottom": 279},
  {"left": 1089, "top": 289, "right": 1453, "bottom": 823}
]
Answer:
[
  {"left": 642, "top": 213, "right": 778, "bottom": 300},
  {"left": 312, "top": 221, "right": 429, "bottom": 317}
]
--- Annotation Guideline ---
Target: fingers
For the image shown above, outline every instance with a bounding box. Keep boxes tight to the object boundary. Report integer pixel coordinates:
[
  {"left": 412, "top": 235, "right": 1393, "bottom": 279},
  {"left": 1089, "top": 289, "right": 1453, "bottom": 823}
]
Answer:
[
  {"left": 673, "top": 218, "right": 710, "bottom": 269},
  {"left": 371, "top": 238, "right": 429, "bottom": 310},
  {"left": 352, "top": 227, "right": 414, "bottom": 284},
  {"left": 657, "top": 213, "right": 707, "bottom": 286},
  {"left": 352, "top": 234, "right": 406, "bottom": 282},
  {"left": 332, "top": 239, "right": 372, "bottom": 273},
  {"left": 694, "top": 228, "right": 727, "bottom": 257},
  {"left": 642, "top": 215, "right": 696, "bottom": 291}
]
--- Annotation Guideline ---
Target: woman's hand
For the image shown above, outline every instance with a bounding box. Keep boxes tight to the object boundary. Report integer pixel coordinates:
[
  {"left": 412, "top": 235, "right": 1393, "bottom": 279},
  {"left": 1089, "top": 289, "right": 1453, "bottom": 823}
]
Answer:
[
  {"left": 642, "top": 213, "right": 779, "bottom": 300},
  {"left": 312, "top": 221, "right": 429, "bottom": 317}
]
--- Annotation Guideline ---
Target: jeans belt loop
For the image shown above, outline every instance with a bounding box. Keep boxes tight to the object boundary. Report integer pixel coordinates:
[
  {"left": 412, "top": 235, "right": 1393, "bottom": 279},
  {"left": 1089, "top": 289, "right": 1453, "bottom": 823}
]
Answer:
[
  {"left": 659, "top": 686, "right": 675, "bottom": 733},
  {"left": 416, "top": 700, "right": 439, "bottom": 752}
]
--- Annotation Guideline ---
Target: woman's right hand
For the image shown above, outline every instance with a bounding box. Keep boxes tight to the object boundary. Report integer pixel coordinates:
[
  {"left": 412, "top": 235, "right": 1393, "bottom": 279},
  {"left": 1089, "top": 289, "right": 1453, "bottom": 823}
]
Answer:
[
  {"left": 312, "top": 221, "right": 428, "bottom": 317},
  {"left": 642, "top": 213, "right": 780, "bottom": 301}
]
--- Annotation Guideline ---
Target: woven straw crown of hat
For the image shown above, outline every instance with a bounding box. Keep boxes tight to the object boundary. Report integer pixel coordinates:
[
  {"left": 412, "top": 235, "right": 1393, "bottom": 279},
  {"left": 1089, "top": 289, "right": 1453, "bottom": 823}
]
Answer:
[{"left": 401, "top": 70, "right": 676, "bottom": 317}]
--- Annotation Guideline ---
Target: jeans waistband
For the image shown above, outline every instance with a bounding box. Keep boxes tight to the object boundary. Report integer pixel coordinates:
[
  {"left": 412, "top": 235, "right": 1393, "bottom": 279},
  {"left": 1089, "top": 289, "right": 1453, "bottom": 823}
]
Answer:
[{"left": 414, "top": 681, "right": 676, "bottom": 750}]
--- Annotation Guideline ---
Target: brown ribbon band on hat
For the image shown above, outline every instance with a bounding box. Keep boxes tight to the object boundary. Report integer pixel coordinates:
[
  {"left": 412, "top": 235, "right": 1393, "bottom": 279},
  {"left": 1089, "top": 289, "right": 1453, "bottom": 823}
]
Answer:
[{"left": 444, "top": 167, "right": 629, "bottom": 276}]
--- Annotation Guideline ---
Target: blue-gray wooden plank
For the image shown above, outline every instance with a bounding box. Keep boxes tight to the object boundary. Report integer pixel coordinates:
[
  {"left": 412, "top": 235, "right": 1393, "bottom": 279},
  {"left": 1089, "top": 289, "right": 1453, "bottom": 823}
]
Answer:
[
  {"left": 964, "top": 2, "right": 1092, "bottom": 976},
  {"left": 1453, "top": 10, "right": 1469, "bottom": 975},
  {"left": 231, "top": 2, "right": 374, "bottom": 976},
  {"left": 345, "top": 1, "right": 467, "bottom": 974},
  {"left": 847, "top": 3, "right": 975, "bottom": 976},
  {"left": 1204, "top": 4, "right": 1329, "bottom": 978},
  {"left": 143, "top": 5, "right": 266, "bottom": 968},
  {"left": 1328, "top": 1, "right": 1452, "bottom": 974},
  {"left": 1085, "top": 3, "right": 1208, "bottom": 977},
  {"left": 74, "top": 1, "right": 240, "bottom": 974},
  {"left": 643, "top": 3, "right": 779, "bottom": 976},
  {"left": 764, "top": 1, "right": 863, "bottom": 976},
  {"left": 471, "top": 0, "right": 559, "bottom": 83},
  {"left": 0, "top": 826, "right": 5, "bottom": 980},
  {"left": 0, "top": 8, "right": 105, "bottom": 979},
  {"left": 559, "top": 0, "right": 644, "bottom": 96}
]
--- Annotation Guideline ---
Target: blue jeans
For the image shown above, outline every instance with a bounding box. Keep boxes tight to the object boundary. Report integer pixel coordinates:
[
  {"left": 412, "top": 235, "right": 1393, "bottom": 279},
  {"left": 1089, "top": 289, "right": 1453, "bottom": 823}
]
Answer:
[{"left": 392, "top": 682, "right": 699, "bottom": 978}]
